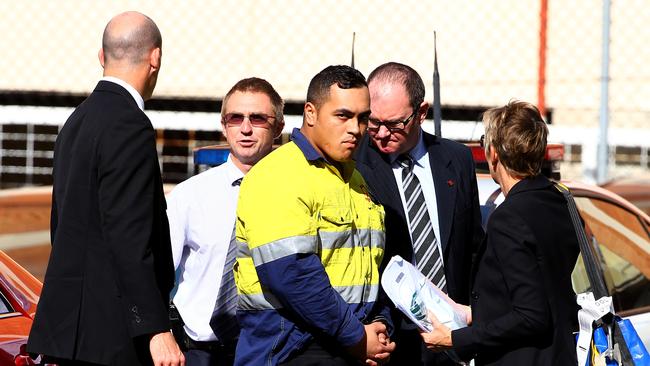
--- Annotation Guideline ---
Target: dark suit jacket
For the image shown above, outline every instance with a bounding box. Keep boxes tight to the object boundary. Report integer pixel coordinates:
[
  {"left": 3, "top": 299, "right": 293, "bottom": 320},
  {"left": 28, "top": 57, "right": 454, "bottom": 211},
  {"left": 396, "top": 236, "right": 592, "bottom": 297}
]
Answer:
[
  {"left": 355, "top": 131, "right": 484, "bottom": 305},
  {"left": 452, "top": 175, "right": 579, "bottom": 366},
  {"left": 28, "top": 81, "right": 174, "bottom": 365}
]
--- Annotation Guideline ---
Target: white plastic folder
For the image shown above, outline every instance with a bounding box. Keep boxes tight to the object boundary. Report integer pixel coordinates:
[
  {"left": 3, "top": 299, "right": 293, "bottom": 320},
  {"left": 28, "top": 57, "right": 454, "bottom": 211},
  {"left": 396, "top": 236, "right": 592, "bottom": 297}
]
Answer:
[{"left": 381, "top": 255, "right": 467, "bottom": 332}]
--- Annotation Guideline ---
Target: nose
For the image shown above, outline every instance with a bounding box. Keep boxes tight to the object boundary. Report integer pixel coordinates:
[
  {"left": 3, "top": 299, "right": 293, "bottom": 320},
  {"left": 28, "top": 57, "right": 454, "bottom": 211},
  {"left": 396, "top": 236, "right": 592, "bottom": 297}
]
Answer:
[
  {"left": 375, "top": 124, "right": 391, "bottom": 139},
  {"left": 348, "top": 118, "right": 361, "bottom": 136},
  {"left": 239, "top": 117, "right": 253, "bottom": 135}
]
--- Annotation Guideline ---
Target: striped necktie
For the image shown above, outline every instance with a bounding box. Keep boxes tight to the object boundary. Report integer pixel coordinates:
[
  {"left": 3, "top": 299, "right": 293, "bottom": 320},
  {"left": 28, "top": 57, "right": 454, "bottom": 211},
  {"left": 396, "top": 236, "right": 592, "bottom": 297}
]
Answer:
[
  {"left": 399, "top": 155, "right": 447, "bottom": 292},
  {"left": 209, "top": 178, "right": 242, "bottom": 341}
]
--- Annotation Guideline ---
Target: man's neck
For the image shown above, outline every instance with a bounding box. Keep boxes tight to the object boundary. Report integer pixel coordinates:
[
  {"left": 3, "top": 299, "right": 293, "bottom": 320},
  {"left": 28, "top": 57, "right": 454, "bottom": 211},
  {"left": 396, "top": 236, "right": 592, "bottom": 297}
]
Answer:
[
  {"left": 101, "top": 75, "right": 145, "bottom": 110},
  {"left": 231, "top": 156, "right": 253, "bottom": 175},
  {"left": 103, "top": 68, "right": 147, "bottom": 99}
]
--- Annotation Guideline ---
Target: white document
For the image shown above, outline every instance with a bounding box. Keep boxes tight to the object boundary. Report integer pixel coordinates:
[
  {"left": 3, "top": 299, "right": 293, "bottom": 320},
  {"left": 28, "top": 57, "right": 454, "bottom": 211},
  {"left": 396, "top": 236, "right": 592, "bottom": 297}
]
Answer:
[{"left": 381, "top": 255, "right": 467, "bottom": 332}]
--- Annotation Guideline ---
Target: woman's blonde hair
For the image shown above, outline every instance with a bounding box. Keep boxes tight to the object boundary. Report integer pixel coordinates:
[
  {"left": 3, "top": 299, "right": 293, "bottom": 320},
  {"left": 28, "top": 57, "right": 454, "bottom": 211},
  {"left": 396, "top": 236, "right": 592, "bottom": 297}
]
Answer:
[{"left": 483, "top": 100, "right": 548, "bottom": 177}]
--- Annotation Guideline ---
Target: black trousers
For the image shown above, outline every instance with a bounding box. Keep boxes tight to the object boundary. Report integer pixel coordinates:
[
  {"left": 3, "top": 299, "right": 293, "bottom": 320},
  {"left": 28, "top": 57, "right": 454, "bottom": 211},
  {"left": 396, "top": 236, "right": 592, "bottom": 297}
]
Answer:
[
  {"left": 184, "top": 348, "right": 235, "bottom": 366},
  {"left": 387, "top": 327, "right": 454, "bottom": 366},
  {"left": 280, "top": 338, "right": 358, "bottom": 366}
]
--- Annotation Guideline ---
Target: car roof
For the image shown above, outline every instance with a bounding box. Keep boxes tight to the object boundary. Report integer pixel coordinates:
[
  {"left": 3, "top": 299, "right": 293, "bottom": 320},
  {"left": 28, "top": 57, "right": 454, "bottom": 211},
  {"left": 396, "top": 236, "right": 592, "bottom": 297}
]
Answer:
[{"left": 476, "top": 174, "right": 650, "bottom": 224}]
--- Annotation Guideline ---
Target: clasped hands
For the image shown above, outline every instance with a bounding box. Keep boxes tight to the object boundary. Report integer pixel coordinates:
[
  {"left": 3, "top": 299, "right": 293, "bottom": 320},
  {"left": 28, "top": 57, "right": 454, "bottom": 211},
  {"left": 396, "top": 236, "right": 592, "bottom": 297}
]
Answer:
[{"left": 348, "top": 321, "right": 396, "bottom": 365}]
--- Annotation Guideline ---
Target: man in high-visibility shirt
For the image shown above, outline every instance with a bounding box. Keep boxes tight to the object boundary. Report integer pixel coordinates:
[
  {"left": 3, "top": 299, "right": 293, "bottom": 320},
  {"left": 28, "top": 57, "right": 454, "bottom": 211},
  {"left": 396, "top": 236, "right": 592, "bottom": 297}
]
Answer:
[{"left": 233, "top": 65, "right": 396, "bottom": 365}]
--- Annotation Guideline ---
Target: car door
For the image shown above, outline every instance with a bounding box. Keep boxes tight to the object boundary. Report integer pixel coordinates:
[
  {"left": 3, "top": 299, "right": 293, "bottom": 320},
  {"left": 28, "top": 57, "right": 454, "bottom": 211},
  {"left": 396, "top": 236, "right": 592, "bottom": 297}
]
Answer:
[{"left": 570, "top": 194, "right": 650, "bottom": 347}]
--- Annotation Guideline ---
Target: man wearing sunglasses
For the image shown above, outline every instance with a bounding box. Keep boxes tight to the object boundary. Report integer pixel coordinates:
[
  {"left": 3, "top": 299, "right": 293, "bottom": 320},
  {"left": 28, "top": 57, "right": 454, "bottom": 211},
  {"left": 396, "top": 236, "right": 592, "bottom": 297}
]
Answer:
[
  {"left": 355, "top": 62, "right": 484, "bottom": 365},
  {"left": 166, "top": 77, "right": 284, "bottom": 365}
]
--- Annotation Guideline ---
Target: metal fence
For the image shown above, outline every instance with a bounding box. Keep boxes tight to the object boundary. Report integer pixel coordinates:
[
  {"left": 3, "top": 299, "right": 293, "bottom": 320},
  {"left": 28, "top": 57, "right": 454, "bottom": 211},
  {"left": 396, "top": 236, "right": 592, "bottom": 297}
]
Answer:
[{"left": 1, "top": 0, "right": 649, "bottom": 187}]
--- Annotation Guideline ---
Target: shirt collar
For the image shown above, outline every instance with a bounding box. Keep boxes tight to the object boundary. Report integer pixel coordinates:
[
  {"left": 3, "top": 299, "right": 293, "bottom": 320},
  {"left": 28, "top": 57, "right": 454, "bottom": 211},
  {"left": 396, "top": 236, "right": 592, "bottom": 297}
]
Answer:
[
  {"left": 291, "top": 128, "right": 325, "bottom": 162},
  {"left": 290, "top": 128, "right": 356, "bottom": 180},
  {"left": 101, "top": 76, "right": 145, "bottom": 111},
  {"left": 225, "top": 155, "right": 245, "bottom": 186}
]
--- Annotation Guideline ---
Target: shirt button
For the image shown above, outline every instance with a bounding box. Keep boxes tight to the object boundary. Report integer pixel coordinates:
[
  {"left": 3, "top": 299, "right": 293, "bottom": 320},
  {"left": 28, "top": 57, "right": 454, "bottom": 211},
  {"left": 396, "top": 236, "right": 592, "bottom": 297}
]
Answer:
[{"left": 471, "top": 291, "right": 479, "bottom": 300}]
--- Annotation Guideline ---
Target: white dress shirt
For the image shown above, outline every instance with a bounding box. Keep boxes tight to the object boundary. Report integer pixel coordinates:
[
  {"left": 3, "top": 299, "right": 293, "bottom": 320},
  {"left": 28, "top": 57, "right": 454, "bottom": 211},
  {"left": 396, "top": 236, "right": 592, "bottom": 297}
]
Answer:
[
  {"left": 167, "top": 156, "right": 244, "bottom": 341},
  {"left": 391, "top": 132, "right": 442, "bottom": 259},
  {"left": 101, "top": 76, "right": 145, "bottom": 111}
]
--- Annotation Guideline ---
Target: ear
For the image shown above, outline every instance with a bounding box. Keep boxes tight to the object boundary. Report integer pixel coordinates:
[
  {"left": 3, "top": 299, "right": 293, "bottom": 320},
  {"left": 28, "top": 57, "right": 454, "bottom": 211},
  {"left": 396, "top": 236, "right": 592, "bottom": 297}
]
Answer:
[
  {"left": 489, "top": 147, "right": 499, "bottom": 171},
  {"left": 304, "top": 102, "right": 317, "bottom": 127},
  {"left": 417, "top": 101, "right": 429, "bottom": 125},
  {"left": 273, "top": 119, "right": 285, "bottom": 138},
  {"left": 98, "top": 48, "right": 105, "bottom": 68},
  {"left": 149, "top": 47, "right": 161, "bottom": 72},
  {"left": 222, "top": 122, "right": 232, "bottom": 141}
]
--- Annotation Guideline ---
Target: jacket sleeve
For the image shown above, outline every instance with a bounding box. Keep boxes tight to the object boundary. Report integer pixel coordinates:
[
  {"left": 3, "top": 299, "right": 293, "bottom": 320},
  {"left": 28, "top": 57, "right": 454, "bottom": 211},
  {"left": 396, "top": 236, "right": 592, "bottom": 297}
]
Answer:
[
  {"left": 467, "top": 155, "right": 486, "bottom": 255},
  {"left": 97, "top": 113, "right": 170, "bottom": 338},
  {"left": 237, "top": 176, "right": 365, "bottom": 348},
  {"left": 369, "top": 287, "right": 394, "bottom": 336},
  {"left": 452, "top": 208, "right": 551, "bottom": 359},
  {"left": 166, "top": 186, "right": 188, "bottom": 270},
  {"left": 256, "top": 254, "right": 366, "bottom": 347},
  {"left": 50, "top": 187, "right": 57, "bottom": 246}
]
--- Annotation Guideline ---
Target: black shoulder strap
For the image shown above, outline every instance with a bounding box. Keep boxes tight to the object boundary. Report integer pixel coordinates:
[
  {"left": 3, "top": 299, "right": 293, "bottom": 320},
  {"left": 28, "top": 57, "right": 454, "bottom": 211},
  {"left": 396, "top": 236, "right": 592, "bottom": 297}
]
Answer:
[{"left": 554, "top": 183, "right": 609, "bottom": 300}]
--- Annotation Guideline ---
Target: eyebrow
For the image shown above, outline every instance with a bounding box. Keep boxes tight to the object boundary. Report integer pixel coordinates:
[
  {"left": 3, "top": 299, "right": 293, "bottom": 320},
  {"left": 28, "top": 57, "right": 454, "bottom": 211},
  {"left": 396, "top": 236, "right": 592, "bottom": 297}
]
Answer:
[
  {"left": 369, "top": 116, "right": 401, "bottom": 123},
  {"left": 333, "top": 108, "right": 371, "bottom": 116},
  {"left": 333, "top": 108, "right": 354, "bottom": 115},
  {"left": 225, "top": 110, "right": 272, "bottom": 115}
]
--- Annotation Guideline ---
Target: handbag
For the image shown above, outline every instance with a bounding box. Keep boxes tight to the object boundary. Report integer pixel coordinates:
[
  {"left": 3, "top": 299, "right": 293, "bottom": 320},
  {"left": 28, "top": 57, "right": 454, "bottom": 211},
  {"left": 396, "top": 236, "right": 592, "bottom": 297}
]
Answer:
[{"left": 556, "top": 183, "right": 650, "bottom": 366}]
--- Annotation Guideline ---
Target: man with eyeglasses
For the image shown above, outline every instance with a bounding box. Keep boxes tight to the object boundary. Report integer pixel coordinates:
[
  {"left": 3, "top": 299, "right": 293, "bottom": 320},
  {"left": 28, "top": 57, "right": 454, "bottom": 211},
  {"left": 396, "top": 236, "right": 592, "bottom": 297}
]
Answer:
[
  {"left": 355, "top": 62, "right": 484, "bottom": 365},
  {"left": 166, "top": 77, "right": 284, "bottom": 365}
]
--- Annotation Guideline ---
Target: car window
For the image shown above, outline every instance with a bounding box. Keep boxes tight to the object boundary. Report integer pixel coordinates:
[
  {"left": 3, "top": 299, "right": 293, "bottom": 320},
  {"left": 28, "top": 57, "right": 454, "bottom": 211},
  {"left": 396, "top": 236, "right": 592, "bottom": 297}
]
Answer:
[
  {"left": 0, "top": 291, "right": 11, "bottom": 314},
  {"left": 571, "top": 196, "right": 650, "bottom": 313}
]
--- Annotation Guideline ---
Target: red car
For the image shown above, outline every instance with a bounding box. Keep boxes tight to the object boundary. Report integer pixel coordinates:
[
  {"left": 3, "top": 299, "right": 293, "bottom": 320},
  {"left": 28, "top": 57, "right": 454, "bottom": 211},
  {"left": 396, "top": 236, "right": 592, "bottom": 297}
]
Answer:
[{"left": 0, "top": 249, "right": 41, "bottom": 365}]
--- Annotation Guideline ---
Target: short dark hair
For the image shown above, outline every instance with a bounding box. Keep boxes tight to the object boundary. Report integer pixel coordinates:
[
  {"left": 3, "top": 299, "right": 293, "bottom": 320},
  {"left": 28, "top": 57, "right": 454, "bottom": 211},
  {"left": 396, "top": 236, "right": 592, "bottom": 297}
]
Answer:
[
  {"left": 483, "top": 100, "right": 548, "bottom": 177},
  {"left": 221, "top": 77, "right": 284, "bottom": 123},
  {"left": 367, "top": 62, "right": 425, "bottom": 111},
  {"left": 306, "top": 65, "right": 367, "bottom": 107}
]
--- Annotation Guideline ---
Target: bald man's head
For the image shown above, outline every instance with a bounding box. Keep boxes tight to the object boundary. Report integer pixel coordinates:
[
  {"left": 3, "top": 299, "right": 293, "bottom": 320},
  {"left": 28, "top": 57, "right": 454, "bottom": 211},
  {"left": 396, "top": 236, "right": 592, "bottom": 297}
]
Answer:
[{"left": 102, "top": 11, "right": 161, "bottom": 66}]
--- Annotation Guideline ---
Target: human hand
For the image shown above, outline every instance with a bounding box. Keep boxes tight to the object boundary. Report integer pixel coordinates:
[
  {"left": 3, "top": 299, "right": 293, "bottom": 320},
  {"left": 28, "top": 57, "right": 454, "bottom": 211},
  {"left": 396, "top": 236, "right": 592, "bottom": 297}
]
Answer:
[
  {"left": 363, "top": 322, "right": 396, "bottom": 365},
  {"left": 347, "top": 322, "right": 396, "bottom": 364},
  {"left": 419, "top": 311, "right": 452, "bottom": 352},
  {"left": 149, "top": 331, "right": 185, "bottom": 366}
]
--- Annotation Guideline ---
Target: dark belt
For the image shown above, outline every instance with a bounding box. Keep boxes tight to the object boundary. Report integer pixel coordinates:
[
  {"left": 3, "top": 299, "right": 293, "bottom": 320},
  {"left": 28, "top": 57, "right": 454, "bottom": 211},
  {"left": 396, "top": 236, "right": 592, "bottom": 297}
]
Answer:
[
  {"left": 183, "top": 336, "right": 237, "bottom": 353},
  {"left": 170, "top": 301, "right": 237, "bottom": 354}
]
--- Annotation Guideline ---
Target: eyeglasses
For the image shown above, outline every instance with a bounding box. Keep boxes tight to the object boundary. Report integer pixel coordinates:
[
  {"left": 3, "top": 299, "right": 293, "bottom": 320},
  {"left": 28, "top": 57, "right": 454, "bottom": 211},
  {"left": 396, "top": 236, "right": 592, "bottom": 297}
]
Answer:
[
  {"left": 223, "top": 113, "right": 275, "bottom": 127},
  {"left": 367, "top": 109, "right": 418, "bottom": 133},
  {"left": 480, "top": 134, "right": 485, "bottom": 148}
]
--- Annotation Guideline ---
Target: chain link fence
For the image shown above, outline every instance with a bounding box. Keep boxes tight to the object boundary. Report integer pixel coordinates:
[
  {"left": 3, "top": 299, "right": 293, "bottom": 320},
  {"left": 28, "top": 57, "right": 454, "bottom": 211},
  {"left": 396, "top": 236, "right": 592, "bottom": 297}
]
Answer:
[{"left": 1, "top": 0, "right": 648, "bottom": 187}]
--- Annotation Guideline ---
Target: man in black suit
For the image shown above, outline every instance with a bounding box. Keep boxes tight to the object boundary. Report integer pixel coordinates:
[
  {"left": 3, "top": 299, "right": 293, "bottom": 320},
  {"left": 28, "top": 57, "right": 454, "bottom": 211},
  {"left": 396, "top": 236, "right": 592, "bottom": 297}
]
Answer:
[
  {"left": 355, "top": 62, "right": 484, "bottom": 365},
  {"left": 28, "top": 12, "right": 184, "bottom": 366},
  {"left": 420, "top": 101, "right": 579, "bottom": 365}
]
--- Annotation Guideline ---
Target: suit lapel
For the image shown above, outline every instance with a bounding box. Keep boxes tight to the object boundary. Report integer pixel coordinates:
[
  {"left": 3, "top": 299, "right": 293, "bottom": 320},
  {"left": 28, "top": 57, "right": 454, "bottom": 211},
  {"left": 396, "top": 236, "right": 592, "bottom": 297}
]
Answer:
[
  {"left": 424, "top": 133, "right": 457, "bottom": 254},
  {"left": 356, "top": 135, "right": 405, "bottom": 221}
]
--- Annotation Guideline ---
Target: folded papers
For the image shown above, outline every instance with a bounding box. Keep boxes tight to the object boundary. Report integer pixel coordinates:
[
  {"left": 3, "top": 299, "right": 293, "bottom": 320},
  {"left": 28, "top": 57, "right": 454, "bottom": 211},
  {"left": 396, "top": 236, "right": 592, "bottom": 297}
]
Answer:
[{"left": 381, "top": 255, "right": 467, "bottom": 332}]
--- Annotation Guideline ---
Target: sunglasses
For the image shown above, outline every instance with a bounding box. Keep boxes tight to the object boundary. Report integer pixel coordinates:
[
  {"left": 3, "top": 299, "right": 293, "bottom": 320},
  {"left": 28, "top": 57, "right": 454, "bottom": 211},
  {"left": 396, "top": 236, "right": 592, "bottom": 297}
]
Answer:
[
  {"left": 367, "top": 108, "right": 418, "bottom": 134},
  {"left": 223, "top": 113, "right": 275, "bottom": 127}
]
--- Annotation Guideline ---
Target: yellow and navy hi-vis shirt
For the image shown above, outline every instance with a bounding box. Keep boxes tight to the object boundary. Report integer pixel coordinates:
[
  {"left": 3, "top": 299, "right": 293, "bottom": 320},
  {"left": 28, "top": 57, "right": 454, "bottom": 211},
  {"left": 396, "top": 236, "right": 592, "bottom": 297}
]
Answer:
[{"left": 233, "top": 128, "right": 389, "bottom": 366}]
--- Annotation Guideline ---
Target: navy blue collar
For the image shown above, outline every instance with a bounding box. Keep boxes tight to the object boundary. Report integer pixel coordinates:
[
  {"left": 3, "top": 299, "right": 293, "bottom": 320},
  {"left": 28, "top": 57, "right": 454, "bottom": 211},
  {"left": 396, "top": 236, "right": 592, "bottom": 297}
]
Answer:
[{"left": 291, "top": 128, "right": 325, "bottom": 162}]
